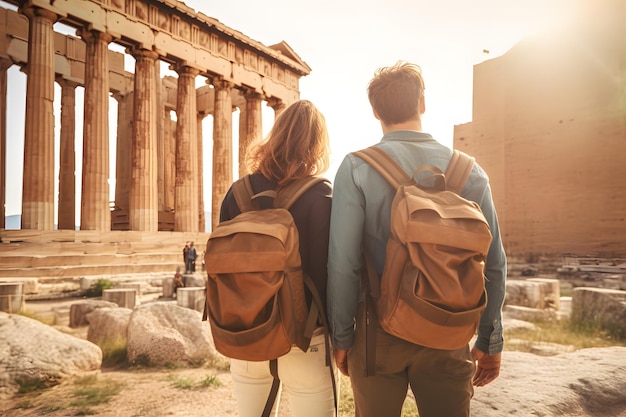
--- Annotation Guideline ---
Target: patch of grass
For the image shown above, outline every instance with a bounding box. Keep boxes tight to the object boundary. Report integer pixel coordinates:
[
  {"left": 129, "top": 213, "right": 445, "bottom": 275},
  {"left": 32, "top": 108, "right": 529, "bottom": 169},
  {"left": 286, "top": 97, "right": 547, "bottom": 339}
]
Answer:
[
  {"left": 18, "top": 308, "right": 61, "bottom": 326},
  {"left": 205, "top": 356, "right": 230, "bottom": 371},
  {"left": 69, "top": 375, "right": 124, "bottom": 410},
  {"left": 74, "top": 407, "right": 97, "bottom": 416},
  {"left": 16, "top": 378, "right": 54, "bottom": 394},
  {"left": 199, "top": 375, "right": 221, "bottom": 388},
  {"left": 129, "top": 353, "right": 151, "bottom": 368},
  {"left": 16, "top": 400, "right": 33, "bottom": 409},
  {"left": 84, "top": 279, "right": 113, "bottom": 297},
  {"left": 505, "top": 317, "right": 626, "bottom": 351},
  {"left": 168, "top": 374, "right": 222, "bottom": 390},
  {"left": 40, "top": 405, "right": 66, "bottom": 413},
  {"left": 100, "top": 339, "right": 128, "bottom": 367}
]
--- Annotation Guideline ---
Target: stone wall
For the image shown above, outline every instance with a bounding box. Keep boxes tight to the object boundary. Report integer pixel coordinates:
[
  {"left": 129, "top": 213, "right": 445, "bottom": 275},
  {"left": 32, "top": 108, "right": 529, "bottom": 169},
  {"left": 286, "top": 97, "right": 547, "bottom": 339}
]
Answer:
[{"left": 454, "top": 0, "right": 626, "bottom": 257}]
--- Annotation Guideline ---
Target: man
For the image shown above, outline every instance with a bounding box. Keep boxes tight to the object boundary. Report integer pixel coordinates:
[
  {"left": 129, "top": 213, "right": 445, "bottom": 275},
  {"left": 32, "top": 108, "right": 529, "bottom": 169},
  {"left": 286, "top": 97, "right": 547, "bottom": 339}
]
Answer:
[
  {"left": 186, "top": 241, "right": 197, "bottom": 273},
  {"left": 327, "top": 61, "right": 507, "bottom": 417}
]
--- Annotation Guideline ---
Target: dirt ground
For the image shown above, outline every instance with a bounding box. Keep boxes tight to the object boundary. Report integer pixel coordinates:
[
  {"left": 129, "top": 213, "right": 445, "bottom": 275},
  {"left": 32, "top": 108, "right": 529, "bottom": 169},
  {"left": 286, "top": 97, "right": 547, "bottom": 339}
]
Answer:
[
  {"left": 1, "top": 296, "right": 299, "bottom": 417},
  {"left": 1, "top": 366, "right": 246, "bottom": 417}
]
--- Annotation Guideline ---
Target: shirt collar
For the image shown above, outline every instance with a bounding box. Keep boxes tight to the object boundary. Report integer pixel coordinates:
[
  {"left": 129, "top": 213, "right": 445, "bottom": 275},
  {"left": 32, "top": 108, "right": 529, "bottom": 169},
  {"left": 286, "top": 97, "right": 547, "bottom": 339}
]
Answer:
[{"left": 380, "top": 130, "right": 435, "bottom": 143}]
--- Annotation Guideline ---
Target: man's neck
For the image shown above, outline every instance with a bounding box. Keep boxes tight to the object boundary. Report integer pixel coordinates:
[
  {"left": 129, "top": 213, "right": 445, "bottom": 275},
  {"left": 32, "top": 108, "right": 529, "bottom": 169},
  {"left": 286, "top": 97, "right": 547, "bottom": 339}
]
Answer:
[{"left": 381, "top": 120, "right": 422, "bottom": 134}]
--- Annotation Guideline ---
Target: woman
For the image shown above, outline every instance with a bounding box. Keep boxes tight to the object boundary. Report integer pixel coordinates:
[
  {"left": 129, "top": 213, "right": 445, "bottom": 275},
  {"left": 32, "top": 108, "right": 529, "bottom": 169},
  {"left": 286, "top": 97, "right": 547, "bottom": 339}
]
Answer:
[{"left": 219, "top": 100, "right": 335, "bottom": 416}]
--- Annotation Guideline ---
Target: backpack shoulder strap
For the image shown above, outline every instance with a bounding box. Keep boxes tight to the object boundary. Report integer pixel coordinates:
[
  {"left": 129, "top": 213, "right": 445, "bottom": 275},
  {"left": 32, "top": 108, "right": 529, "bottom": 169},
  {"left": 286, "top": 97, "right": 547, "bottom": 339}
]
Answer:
[
  {"left": 353, "top": 146, "right": 412, "bottom": 189},
  {"left": 275, "top": 176, "right": 327, "bottom": 209},
  {"left": 445, "top": 150, "right": 475, "bottom": 194},
  {"left": 232, "top": 175, "right": 257, "bottom": 213}
]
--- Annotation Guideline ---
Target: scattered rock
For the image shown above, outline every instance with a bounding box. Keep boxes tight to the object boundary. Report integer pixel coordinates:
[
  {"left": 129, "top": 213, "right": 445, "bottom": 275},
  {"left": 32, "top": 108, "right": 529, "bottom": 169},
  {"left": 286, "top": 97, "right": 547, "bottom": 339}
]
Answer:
[
  {"left": 126, "top": 302, "right": 222, "bottom": 366},
  {"left": 0, "top": 312, "right": 102, "bottom": 399},
  {"left": 87, "top": 307, "right": 132, "bottom": 351},
  {"left": 472, "top": 347, "right": 626, "bottom": 416}
]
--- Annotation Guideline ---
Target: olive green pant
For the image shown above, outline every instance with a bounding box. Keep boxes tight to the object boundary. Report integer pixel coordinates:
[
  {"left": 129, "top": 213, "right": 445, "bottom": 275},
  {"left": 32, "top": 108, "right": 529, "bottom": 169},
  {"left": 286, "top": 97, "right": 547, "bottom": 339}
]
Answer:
[{"left": 347, "top": 308, "right": 475, "bottom": 417}]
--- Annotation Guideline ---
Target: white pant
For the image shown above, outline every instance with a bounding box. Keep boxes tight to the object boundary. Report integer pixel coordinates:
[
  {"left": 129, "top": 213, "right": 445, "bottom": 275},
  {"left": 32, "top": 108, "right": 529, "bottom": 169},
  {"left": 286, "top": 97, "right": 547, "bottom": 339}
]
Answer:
[{"left": 230, "top": 332, "right": 337, "bottom": 417}]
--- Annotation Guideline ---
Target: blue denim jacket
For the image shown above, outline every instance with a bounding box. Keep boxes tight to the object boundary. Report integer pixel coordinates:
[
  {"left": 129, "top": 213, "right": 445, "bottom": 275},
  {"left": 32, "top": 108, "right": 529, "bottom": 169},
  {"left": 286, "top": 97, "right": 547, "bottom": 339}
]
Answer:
[{"left": 327, "top": 131, "right": 507, "bottom": 354}]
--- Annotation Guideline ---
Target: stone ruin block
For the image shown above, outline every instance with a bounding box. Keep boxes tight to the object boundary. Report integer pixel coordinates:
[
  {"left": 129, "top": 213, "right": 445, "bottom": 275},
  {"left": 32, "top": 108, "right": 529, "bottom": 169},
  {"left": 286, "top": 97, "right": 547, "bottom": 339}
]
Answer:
[
  {"left": 102, "top": 288, "right": 137, "bottom": 309},
  {"left": 115, "top": 282, "right": 143, "bottom": 296},
  {"left": 0, "top": 282, "right": 24, "bottom": 314},
  {"left": 162, "top": 277, "right": 174, "bottom": 298},
  {"left": 505, "top": 278, "right": 560, "bottom": 310},
  {"left": 176, "top": 287, "right": 205, "bottom": 312},
  {"left": 571, "top": 287, "right": 626, "bottom": 337}
]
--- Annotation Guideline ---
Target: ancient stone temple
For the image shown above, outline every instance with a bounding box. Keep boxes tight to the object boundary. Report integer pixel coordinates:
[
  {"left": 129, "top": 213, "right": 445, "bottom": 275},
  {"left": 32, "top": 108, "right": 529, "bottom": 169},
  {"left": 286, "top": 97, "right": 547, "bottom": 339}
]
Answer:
[
  {"left": 0, "top": 0, "right": 310, "bottom": 293},
  {"left": 454, "top": 0, "right": 626, "bottom": 257}
]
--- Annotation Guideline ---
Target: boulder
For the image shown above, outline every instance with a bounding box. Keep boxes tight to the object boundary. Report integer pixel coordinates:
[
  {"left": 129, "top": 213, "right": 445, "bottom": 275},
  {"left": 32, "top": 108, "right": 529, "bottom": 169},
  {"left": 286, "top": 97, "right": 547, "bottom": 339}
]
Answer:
[
  {"left": 0, "top": 312, "right": 102, "bottom": 399},
  {"left": 86, "top": 307, "right": 132, "bottom": 351},
  {"left": 571, "top": 287, "right": 626, "bottom": 338},
  {"left": 472, "top": 347, "right": 626, "bottom": 416},
  {"left": 126, "top": 302, "right": 221, "bottom": 366}
]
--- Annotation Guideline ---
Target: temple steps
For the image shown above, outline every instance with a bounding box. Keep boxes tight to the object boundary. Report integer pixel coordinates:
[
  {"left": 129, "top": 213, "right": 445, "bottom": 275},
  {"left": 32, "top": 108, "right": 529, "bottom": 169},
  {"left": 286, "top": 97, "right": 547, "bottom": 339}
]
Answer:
[{"left": 0, "top": 229, "right": 210, "bottom": 299}]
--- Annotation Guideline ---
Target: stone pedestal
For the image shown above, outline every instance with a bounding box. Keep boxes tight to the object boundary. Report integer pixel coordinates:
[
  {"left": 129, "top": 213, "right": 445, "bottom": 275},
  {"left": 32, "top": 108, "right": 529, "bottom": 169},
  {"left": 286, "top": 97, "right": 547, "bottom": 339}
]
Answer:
[
  {"left": 527, "top": 278, "right": 561, "bottom": 310},
  {"left": 176, "top": 287, "right": 205, "bottom": 312},
  {"left": 103, "top": 288, "right": 137, "bottom": 309},
  {"left": 162, "top": 277, "right": 174, "bottom": 298},
  {"left": 0, "top": 282, "right": 24, "bottom": 313},
  {"left": 115, "top": 282, "right": 142, "bottom": 296}
]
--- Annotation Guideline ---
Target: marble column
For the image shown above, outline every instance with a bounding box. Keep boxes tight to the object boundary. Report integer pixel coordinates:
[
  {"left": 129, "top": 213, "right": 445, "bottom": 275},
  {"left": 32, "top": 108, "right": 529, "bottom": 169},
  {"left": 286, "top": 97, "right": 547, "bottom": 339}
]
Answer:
[
  {"left": 113, "top": 91, "right": 133, "bottom": 213},
  {"left": 57, "top": 78, "right": 79, "bottom": 230},
  {"left": 197, "top": 113, "right": 205, "bottom": 233},
  {"left": 21, "top": 6, "right": 57, "bottom": 230},
  {"left": 174, "top": 64, "right": 200, "bottom": 232},
  {"left": 211, "top": 79, "right": 233, "bottom": 229},
  {"left": 240, "top": 90, "right": 263, "bottom": 176},
  {"left": 80, "top": 30, "right": 113, "bottom": 231},
  {"left": 155, "top": 60, "right": 165, "bottom": 212},
  {"left": 0, "top": 59, "right": 11, "bottom": 229},
  {"left": 163, "top": 108, "right": 176, "bottom": 213},
  {"left": 129, "top": 48, "right": 159, "bottom": 231}
]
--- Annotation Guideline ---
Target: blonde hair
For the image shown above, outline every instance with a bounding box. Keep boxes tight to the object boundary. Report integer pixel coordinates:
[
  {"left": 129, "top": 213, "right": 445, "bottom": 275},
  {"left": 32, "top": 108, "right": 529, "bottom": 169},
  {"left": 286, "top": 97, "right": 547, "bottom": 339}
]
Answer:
[
  {"left": 367, "top": 61, "right": 425, "bottom": 125},
  {"left": 246, "top": 100, "right": 330, "bottom": 186}
]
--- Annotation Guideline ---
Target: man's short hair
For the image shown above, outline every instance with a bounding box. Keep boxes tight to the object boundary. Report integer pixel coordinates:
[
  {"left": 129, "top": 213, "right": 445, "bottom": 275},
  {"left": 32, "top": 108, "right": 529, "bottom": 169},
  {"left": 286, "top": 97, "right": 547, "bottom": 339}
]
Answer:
[{"left": 367, "top": 61, "right": 425, "bottom": 125}]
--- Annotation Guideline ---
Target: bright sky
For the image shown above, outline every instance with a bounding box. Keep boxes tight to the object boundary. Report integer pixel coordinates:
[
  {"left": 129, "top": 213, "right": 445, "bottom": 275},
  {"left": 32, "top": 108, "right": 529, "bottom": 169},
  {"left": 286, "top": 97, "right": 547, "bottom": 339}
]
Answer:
[{"left": 3, "top": 0, "right": 575, "bottom": 219}]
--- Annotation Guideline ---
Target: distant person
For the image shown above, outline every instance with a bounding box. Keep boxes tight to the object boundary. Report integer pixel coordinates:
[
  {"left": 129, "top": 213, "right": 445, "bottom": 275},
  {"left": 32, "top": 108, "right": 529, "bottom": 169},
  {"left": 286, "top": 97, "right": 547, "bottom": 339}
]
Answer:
[
  {"left": 173, "top": 267, "right": 185, "bottom": 298},
  {"left": 183, "top": 242, "right": 190, "bottom": 272},
  {"left": 327, "top": 61, "right": 507, "bottom": 417},
  {"left": 186, "top": 241, "right": 197, "bottom": 273}
]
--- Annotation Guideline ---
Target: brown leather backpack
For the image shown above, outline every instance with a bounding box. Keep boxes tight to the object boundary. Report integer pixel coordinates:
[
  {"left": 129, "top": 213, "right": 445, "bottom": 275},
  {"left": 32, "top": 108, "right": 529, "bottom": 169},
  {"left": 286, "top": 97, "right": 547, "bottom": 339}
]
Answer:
[
  {"left": 203, "top": 175, "right": 327, "bottom": 360},
  {"left": 203, "top": 175, "right": 337, "bottom": 416},
  {"left": 354, "top": 146, "right": 492, "bottom": 355}
]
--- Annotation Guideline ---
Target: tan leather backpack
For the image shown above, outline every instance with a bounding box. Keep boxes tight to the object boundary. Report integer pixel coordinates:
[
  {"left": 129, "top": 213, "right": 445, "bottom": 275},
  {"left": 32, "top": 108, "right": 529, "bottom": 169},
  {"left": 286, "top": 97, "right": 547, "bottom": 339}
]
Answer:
[
  {"left": 203, "top": 175, "right": 327, "bottom": 361},
  {"left": 354, "top": 146, "right": 492, "bottom": 354},
  {"left": 203, "top": 175, "right": 337, "bottom": 416}
]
